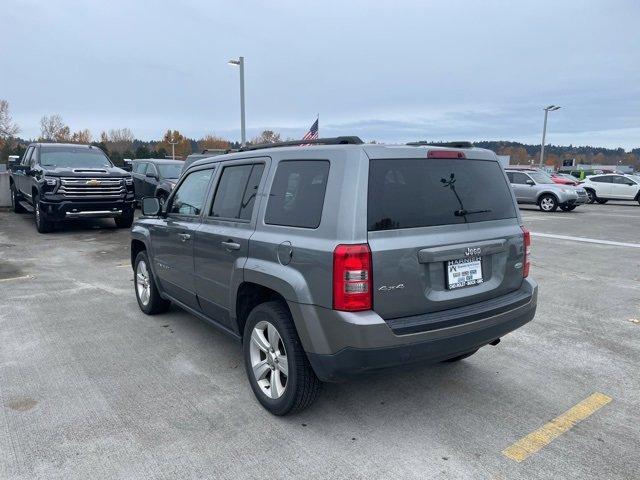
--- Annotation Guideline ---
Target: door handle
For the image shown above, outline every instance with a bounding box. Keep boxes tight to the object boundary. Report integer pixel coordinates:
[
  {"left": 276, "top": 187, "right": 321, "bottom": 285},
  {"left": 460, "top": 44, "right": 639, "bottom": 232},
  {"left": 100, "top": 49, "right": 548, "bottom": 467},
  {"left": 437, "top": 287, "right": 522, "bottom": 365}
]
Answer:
[
  {"left": 221, "top": 240, "right": 241, "bottom": 251},
  {"left": 178, "top": 233, "right": 191, "bottom": 242}
]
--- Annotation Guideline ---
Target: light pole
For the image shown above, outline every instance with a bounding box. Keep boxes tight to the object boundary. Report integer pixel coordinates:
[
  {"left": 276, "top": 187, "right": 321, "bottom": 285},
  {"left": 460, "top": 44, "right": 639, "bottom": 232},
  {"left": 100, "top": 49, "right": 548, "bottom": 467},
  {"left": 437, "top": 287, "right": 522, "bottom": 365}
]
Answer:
[
  {"left": 539, "top": 105, "right": 561, "bottom": 168},
  {"left": 228, "top": 56, "right": 246, "bottom": 146},
  {"left": 168, "top": 135, "right": 178, "bottom": 160}
]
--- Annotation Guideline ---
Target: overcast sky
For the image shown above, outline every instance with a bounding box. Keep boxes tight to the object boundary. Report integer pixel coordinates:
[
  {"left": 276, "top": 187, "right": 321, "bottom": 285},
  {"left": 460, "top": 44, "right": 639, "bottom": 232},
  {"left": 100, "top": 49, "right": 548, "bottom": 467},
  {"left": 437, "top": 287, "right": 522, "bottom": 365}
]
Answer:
[{"left": 2, "top": 0, "right": 639, "bottom": 148}]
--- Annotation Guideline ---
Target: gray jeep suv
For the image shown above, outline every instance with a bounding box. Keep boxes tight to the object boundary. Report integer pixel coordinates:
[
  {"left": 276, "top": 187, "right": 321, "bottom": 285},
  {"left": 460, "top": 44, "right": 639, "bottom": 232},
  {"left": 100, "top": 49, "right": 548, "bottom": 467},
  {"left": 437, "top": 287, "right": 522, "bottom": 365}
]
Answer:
[{"left": 130, "top": 137, "right": 538, "bottom": 415}]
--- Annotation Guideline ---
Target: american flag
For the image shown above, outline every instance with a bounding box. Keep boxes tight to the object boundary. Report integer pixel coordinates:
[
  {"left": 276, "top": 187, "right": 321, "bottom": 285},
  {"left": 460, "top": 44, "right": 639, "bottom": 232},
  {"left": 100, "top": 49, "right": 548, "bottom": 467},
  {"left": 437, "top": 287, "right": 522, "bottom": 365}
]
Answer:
[{"left": 302, "top": 118, "right": 319, "bottom": 142}]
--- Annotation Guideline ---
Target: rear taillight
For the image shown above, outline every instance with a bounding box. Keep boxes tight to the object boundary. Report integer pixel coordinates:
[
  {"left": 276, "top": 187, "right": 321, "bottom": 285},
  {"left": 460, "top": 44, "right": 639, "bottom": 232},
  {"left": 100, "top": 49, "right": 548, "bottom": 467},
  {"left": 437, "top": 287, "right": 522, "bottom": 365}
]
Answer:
[
  {"left": 427, "top": 150, "right": 466, "bottom": 159},
  {"left": 521, "top": 226, "right": 531, "bottom": 277},
  {"left": 333, "top": 244, "right": 372, "bottom": 311}
]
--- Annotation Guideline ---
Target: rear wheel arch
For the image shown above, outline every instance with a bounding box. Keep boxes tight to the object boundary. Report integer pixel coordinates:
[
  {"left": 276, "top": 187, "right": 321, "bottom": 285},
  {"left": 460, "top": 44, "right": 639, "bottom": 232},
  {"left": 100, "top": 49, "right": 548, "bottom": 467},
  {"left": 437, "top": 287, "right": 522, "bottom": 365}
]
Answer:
[{"left": 235, "top": 282, "right": 291, "bottom": 340}]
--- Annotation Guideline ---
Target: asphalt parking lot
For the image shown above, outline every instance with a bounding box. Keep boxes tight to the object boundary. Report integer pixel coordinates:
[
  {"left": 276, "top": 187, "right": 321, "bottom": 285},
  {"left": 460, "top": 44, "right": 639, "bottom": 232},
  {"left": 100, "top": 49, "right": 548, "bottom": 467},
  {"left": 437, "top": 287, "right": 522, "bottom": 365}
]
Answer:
[{"left": 1, "top": 203, "right": 639, "bottom": 480}]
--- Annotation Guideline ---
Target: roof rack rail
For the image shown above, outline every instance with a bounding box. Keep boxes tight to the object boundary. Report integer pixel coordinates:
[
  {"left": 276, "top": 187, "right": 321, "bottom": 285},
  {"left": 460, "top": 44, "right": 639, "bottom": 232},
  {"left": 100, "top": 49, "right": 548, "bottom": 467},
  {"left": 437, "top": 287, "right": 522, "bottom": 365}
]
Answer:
[
  {"left": 407, "top": 141, "right": 474, "bottom": 149},
  {"left": 239, "top": 136, "right": 364, "bottom": 152},
  {"left": 202, "top": 148, "right": 228, "bottom": 154}
]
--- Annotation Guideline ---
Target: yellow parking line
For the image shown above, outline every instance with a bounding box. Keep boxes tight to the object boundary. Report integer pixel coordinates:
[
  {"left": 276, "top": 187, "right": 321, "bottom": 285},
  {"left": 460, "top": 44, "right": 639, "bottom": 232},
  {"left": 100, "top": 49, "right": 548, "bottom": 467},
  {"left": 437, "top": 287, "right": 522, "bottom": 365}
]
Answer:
[{"left": 502, "top": 392, "right": 612, "bottom": 462}]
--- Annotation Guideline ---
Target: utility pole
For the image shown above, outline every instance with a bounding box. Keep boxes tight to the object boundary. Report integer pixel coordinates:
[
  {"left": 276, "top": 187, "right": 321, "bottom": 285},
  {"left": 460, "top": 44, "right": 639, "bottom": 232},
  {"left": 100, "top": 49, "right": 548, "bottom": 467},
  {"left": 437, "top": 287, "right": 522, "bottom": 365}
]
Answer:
[{"left": 228, "top": 56, "right": 246, "bottom": 146}]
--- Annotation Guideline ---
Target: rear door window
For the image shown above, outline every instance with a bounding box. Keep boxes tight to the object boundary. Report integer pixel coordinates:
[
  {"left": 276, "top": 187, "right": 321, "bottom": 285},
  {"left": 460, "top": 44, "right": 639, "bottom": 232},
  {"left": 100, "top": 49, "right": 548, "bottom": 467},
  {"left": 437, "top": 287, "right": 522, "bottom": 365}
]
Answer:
[
  {"left": 210, "top": 163, "right": 264, "bottom": 220},
  {"left": 368, "top": 158, "right": 517, "bottom": 231},
  {"left": 265, "top": 160, "right": 330, "bottom": 229},
  {"left": 510, "top": 172, "right": 530, "bottom": 184},
  {"left": 591, "top": 176, "right": 612, "bottom": 183}
]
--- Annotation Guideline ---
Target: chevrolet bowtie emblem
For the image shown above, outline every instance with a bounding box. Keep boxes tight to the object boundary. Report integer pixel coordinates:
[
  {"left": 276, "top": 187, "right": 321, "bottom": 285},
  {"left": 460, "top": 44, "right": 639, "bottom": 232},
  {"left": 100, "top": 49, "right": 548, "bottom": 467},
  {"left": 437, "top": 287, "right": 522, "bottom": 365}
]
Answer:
[{"left": 86, "top": 179, "right": 101, "bottom": 186}]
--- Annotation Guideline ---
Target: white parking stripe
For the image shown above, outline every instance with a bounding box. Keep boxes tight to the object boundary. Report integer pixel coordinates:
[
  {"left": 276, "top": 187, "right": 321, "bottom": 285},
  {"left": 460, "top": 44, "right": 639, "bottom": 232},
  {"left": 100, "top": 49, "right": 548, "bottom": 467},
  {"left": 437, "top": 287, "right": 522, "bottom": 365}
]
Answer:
[{"left": 531, "top": 232, "right": 640, "bottom": 248}]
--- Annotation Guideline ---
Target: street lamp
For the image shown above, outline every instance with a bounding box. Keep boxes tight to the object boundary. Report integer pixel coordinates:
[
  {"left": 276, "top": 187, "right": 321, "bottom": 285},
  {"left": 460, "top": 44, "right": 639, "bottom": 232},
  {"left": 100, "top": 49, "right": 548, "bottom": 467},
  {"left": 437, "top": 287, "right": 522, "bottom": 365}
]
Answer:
[
  {"left": 539, "top": 105, "right": 561, "bottom": 168},
  {"left": 167, "top": 135, "right": 178, "bottom": 160},
  {"left": 228, "top": 56, "right": 246, "bottom": 146}
]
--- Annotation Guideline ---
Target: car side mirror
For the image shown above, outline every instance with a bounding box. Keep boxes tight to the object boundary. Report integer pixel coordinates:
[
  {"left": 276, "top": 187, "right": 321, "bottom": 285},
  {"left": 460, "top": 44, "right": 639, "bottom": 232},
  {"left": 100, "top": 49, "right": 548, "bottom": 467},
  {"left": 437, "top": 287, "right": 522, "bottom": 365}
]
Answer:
[
  {"left": 141, "top": 197, "right": 161, "bottom": 216},
  {"left": 7, "top": 157, "right": 20, "bottom": 168},
  {"left": 145, "top": 171, "right": 158, "bottom": 180},
  {"left": 526, "top": 179, "right": 535, "bottom": 186}
]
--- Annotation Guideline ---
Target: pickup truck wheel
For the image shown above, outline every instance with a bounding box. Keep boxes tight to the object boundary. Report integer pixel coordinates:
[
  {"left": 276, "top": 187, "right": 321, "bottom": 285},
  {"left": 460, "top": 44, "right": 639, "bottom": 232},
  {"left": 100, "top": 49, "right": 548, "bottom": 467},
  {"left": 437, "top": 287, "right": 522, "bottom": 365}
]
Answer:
[
  {"left": 585, "top": 189, "right": 596, "bottom": 204},
  {"left": 34, "top": 195, "right": 53, "bottom": 233},
  {"left": 595, "top": 199, "right": 608, "bottom": 204},
  {"left": 134, "top": 251, "right": 170, "bottom": 314},
  {"left": 243, "top": 301, "right": 321, "bottom": 415},
  {"left": 10, "top": 184, "right": 26, "bottom": 213},
  {"left": 115, "top": 212, "right": 134, "bottom": 228},
  {"left": 443, "top": 348, "right": 478, "bottom": 362},
  {"left": 538, "top": 194, "right": 558, "bottom": 212},
  {"left": 157, "top": 192, "right": 168, "bottom": 207}
]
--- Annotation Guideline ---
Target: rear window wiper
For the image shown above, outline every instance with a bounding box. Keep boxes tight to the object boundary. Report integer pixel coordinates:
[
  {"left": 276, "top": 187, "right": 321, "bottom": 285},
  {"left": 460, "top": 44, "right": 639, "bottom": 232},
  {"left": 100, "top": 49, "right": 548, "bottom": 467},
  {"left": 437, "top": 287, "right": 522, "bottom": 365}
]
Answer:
[{"left": 454, "top": 208, "right": 492, "bottom": 217}]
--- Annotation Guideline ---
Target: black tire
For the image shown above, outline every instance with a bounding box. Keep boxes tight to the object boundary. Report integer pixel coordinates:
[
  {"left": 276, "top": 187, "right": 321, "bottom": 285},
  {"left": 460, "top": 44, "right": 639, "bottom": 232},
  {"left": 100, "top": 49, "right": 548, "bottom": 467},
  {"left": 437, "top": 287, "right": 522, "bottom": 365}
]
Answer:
[
  {"left": 10, "top": 183, "right": 26, "bottom": 213},
  {"left": 134, "top": 251, "right": 171, "bottom": 314},
  {"left": 595, "top": 199, "right": 608, "bottom": 204},
  {"left": 243, "top": 301, "right": 321, "bottom": 415},
  {"left": 585, "top": 189, "right": 596, "bottom": 204},
  {"left": 538, "top": 194, "right": 558, "bottom": 212},
  {"left": 115, "top": 212, "right": 134, "bottom": 228},
  {"left": 443, "top": 349, "right": 479, "bottom": 363},
  {"left": 560, "top": 205, "right": 577, "bottom": 211},
  {"left": 33, "top": 194, "right": 53, "bottom": 233}
]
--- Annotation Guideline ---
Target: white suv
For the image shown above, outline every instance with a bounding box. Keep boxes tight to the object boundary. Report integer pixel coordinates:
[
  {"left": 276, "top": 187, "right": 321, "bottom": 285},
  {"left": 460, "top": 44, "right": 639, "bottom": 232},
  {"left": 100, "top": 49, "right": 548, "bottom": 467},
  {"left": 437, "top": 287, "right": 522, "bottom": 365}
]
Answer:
[{"left": 581, "top": 174, "right": 640, "bottom": 205}]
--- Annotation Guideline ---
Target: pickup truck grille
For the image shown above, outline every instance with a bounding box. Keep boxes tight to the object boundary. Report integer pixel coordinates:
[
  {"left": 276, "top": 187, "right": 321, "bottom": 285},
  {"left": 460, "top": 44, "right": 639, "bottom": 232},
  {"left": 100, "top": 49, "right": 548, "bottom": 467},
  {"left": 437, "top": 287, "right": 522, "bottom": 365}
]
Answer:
[{"left": 58, "top": 178, "right": 125, "bottom": 198}]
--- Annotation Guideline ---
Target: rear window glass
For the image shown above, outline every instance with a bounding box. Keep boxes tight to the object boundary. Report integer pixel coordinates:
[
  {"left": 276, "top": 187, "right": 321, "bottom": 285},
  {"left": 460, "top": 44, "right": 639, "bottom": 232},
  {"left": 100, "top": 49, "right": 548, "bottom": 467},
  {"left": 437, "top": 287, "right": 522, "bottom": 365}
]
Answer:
[
  {"left": 368, "top": 158, "right": 517, "bottom": 231},
  {"left": 265, "top": 160, "right": 329, "bottom": 229}
]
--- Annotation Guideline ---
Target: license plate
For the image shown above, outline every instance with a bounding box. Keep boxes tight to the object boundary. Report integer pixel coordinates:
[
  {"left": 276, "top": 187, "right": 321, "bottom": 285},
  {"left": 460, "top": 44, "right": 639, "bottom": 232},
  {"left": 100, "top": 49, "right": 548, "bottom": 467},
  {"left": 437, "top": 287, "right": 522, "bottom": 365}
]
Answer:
[{"left": 447, "top": 256, "right": 483, "bottom": 289}]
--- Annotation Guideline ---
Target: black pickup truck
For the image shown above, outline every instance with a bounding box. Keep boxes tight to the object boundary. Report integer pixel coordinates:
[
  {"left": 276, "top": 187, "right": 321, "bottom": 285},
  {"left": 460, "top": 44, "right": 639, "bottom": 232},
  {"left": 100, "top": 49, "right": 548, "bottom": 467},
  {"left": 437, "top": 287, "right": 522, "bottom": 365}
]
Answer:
[{"left": 8, "top": 143, "right": 135, "bottom": 233}]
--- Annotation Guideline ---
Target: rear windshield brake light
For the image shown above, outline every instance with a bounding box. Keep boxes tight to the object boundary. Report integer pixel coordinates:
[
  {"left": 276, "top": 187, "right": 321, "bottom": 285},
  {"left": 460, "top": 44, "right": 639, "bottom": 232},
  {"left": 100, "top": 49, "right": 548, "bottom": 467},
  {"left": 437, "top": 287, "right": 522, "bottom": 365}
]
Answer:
[{"left": 427, "top": 150, "right": 466, "bottom": 159}]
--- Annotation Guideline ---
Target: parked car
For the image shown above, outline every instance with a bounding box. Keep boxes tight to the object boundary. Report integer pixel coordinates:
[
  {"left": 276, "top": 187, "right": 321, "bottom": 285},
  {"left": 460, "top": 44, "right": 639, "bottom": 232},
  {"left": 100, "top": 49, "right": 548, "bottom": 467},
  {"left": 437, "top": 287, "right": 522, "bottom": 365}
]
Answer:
[
  {"left": 505, "top": 168, "right": 588, "bottom": 212},
  {"left": 130, "top": 137, "right": 538, "bottom": 415},
  {"left": 557, "top": 167, "right": 604, "bottom": 180},
  {"left": 182, "top": 149, "right": 227, "bottom": 172},
  {"left": 131, "top": 159, "right": 183, "bottom": 206},
  {"left": 8, "top": 143, "right": 135, "bottom": 233},
  {"left": 551, "top": 173, "right": 579, "bottom": 186},
  {"left": 580, "top": 174, "right": 640, "bottom": 204}
]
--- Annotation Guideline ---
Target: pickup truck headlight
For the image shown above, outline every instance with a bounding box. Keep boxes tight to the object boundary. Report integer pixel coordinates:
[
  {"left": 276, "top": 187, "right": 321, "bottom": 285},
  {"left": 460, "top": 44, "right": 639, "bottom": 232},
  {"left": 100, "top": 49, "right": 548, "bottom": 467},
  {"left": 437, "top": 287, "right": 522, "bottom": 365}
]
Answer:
[
  {"left": 44, "top": 177, "right": 59, "bottom": 186},
  {"left": 124, "top": 177, "right": 133, "bottom": 186}
]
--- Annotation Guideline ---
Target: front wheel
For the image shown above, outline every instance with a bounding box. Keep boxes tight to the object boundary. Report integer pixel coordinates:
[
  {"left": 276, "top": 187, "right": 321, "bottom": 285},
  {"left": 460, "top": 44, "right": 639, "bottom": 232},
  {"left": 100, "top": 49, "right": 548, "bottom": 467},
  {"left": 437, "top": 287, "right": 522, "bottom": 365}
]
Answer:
[
  {"left": 585, "top": 189, "right": 596, "bottom": 204},
  {"left": 134, "top": 251, "right": 170, "bottom": 314},
  {"left": 157, "top": 192, "right": 168, "bottom": 208},
  {"left": 539, "top": 194, "right": 558, "bottom": 212},
  {"left": 243, "top": 301, "right": 321, "bottom": 415},
  {"left": 115, "top": 212, "right": 134, "bottom": 228},
  {"left": 34, "top": 195, "right": 53, "bottom": 233},
  {"left": 10, "top": 184, "right": 26, "bottom": 213}
]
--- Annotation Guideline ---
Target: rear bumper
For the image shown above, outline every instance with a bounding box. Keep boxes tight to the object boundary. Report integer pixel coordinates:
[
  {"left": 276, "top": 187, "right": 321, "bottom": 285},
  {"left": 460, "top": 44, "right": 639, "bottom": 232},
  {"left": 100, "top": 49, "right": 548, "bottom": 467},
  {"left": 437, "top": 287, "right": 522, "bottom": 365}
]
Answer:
[
  {"left": 39, "top": 196, "right": 135, "bottom": 221},
  {"left": 289, "top": 278, "right": 537, "bottom": 382}
]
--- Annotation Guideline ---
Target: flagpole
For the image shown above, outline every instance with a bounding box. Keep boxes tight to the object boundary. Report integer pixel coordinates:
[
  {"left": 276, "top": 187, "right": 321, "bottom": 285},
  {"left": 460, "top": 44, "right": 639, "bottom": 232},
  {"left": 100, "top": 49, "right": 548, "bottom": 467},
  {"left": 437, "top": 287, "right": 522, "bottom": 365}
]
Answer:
[{"left": 317, "top": 113, "right": 319, "bottom": 136}]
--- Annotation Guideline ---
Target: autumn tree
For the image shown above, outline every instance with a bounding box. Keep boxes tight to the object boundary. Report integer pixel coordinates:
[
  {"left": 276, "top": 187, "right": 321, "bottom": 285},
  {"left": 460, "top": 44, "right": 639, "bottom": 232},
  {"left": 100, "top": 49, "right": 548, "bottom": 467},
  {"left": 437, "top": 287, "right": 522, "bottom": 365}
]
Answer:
[
  {"left": 157, "top": 130, "right": 191, "bottom": 158},
  {"left": 198, "top": 134, "right": 230, "bottom": 151},
  {"left": 71, "top": 129, "right": 92, "bottom": 144},
  {"left": 251, "top": 130, "right": 281, "bottom": 144},
  {"left": 40, "top": 114, "right": 68, "bottom": 141},
  {"left": 0, "top": 100, "right": 20, "bottom": 149}
]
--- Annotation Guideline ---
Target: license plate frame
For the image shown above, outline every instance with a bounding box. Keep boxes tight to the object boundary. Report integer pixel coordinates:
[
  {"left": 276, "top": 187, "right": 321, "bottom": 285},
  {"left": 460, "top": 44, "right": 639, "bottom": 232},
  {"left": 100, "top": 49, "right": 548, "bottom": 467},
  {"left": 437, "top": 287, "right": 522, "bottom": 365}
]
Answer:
[{"left": 446, "top": 256, "right": 484, "bottom": 290}]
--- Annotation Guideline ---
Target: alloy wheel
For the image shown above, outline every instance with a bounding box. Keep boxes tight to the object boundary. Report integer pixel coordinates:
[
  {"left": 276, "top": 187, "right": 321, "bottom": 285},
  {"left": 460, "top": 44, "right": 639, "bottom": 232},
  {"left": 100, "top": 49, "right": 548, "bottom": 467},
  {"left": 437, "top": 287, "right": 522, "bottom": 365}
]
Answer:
[
  {"left": 136, "top": 260, "right": 151, "bottom": 306},
  {"left": 540, "top": 197, "right": 555, "bottom": 211},
  {"left": 249, "top": 320, "right": 289, "bottom": 399}
]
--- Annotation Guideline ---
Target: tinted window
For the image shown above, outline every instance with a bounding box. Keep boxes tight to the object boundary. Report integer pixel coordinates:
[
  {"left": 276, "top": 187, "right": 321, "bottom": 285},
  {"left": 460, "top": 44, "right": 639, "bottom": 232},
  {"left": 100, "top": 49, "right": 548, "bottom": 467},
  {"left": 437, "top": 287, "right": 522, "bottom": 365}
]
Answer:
[
  {"left": 21, "top": 147, "right": 33, "bottom": 165},
  {"left": 240, "top": 164, "right": 265, "bottom": 220},
  {"left": 157, "top": 164, "right": 183, "bottom": 179},
  {"left": 591, "top": 176, "right": 612, "bottom": 183},
  {"left": 510, "top": 172, "right": 531, "bottom": 185},
  {"left": 146, "top": 163, "right": 158, "bottom": 177},
  {"left": 133, "top": 162, "right": 147, "bottom": 173},
  {"left": 40, "top": 147, "right": 112, "bottom": 169},
  {"left": 613, "top": 176, "right": 635, "bottom": 185},
  {"left": 168, "top": 169, "right": 214, "bottom": 216},
  {"left": 368, "top": 158, "right": 517, "bottom": 231},
  {"left": 265, "top": 160, "right": 329, "bottom": 229},
  {"left": 211, "top": 164, "right": 253, "bottom": 219}
]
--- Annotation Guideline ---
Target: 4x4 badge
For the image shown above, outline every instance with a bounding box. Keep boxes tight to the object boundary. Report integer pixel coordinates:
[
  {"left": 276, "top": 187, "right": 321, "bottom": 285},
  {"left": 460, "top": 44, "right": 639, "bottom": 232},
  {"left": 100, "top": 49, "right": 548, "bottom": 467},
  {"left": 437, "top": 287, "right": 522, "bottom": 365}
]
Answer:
[{"left": 378, "top": 284, "right": 405, "bottom": 291}]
